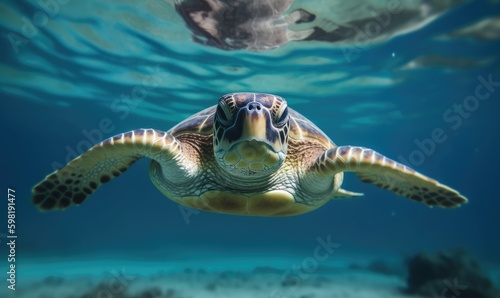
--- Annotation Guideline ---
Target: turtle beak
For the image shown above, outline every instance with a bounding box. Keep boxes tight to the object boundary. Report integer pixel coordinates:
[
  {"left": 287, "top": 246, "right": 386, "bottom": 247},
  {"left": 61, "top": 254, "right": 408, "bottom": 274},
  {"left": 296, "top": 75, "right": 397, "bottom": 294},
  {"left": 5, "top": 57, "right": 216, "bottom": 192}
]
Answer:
[{"left": 241, "top": 102, "right": 268, "bottom": 140}]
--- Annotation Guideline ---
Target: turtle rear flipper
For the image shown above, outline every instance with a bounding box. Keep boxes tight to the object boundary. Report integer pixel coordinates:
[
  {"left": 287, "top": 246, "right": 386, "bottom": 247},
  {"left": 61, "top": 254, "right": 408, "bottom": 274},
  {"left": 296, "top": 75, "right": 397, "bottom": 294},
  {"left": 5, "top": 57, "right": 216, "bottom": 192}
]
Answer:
[
  {"left": 333, "top": 188, "right": 364, "bottom": 199},
  {"left": 309, "top": 146, "right": 468, "bottom": 208},
  {"left": 32, "top": 129, "right": 186, "bottom": 211}
]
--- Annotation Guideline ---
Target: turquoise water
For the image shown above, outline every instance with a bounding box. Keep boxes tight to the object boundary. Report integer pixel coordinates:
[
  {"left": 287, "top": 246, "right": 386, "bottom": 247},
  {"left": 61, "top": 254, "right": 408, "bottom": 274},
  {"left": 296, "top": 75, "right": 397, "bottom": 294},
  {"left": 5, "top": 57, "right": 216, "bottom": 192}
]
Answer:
[{"left": 1, "top": 0, "right": 500, "bottom": 296}]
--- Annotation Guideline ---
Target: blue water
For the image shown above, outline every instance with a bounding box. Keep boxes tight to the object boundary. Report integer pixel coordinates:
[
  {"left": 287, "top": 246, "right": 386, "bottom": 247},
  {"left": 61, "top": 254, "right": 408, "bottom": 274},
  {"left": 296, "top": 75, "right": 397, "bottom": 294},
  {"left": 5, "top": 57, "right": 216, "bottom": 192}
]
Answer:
[{"left": 1, "top": 0, "right": 500, "bottom": 296}]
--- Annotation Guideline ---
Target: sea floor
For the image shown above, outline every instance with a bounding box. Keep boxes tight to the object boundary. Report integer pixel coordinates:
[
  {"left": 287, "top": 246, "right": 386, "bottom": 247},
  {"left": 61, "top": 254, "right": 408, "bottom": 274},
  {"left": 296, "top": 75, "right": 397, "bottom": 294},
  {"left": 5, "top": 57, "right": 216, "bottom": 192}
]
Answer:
[{"left": 3, "top": 253, "right": 499, "bottom": 298}]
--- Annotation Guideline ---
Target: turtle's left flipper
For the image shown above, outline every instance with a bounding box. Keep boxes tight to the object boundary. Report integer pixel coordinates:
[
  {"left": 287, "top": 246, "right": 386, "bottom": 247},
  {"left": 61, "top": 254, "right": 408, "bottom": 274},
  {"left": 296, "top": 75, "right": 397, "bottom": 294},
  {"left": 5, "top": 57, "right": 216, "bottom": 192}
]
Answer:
[
  {"left": 32, "top": 129, "right": 187, "bottom": 211},
  {"left": 312, "top": 146, "right": 468, "bottom": 208}
]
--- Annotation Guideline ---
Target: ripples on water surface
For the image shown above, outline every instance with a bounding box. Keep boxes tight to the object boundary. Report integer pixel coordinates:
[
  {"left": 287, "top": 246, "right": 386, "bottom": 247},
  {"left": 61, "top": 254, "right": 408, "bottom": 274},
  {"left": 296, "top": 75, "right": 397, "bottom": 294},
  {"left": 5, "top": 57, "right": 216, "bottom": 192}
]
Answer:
[{"left": 2, "top": 0, "right": 498, "bottom": 127}]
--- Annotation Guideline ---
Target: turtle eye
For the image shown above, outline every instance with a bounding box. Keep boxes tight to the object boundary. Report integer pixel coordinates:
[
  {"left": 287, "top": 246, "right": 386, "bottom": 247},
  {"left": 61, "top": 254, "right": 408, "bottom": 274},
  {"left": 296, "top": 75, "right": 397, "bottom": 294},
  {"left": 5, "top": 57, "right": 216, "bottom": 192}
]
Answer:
[
  {"left": 216, "top": 102, "right": 232, "bottom": 125},
  {"left": 275, "top": 105, "right": 289, "bottom": 126}
]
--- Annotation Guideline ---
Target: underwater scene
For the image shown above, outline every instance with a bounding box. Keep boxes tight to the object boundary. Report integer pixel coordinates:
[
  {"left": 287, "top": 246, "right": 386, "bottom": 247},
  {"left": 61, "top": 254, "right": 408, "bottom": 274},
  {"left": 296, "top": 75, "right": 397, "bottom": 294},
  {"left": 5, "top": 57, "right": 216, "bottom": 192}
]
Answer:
[{"left": 1, "top": 0, "right": 500, "bottom": 297}]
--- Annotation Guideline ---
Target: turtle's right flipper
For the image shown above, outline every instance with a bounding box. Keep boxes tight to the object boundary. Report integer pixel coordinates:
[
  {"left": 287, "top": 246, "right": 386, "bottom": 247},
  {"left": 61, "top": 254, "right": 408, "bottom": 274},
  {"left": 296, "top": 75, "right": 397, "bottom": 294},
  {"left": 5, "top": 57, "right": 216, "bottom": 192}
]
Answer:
[
  {"left": 311, "top": 146, "right": 468, "bottom": 208},
  {"left": 32, "top": 129, "right": 183, "bottom": 211}
]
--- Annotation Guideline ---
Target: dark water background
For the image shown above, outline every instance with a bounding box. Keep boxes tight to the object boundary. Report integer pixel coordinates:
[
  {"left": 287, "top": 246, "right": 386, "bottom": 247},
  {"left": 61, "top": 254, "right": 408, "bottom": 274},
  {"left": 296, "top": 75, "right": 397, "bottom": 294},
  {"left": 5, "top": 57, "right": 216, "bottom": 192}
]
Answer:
[{"left": 1, "top": 0, "right": 500, "bottom": 282}]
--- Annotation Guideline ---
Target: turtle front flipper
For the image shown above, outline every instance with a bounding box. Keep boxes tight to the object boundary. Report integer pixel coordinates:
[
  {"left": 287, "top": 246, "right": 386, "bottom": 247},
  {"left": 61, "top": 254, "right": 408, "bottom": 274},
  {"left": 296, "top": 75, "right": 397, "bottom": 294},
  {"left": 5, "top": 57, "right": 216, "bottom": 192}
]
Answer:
[
  {"left": 32, "top": 129, "right": 188, "bottom": 211},
  {"left": 310, "top": 146, "right": 468, "bottom": 208}
]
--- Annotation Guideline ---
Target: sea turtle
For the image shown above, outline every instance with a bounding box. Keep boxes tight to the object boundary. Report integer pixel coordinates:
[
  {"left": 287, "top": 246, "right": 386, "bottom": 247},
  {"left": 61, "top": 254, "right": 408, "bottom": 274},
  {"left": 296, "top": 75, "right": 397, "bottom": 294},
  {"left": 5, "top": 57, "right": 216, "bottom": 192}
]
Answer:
[{"left": 32, "top": 92, "right": 467, "bottom": 215}]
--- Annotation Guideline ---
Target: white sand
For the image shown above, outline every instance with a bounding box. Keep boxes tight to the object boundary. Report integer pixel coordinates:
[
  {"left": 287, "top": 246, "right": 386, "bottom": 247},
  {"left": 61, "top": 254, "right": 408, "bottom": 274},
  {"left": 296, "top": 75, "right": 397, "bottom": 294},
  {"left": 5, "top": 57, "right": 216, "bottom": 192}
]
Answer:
[
  {"left": 0, "top": 254, "right": 430, "bottom": 298},
  {"left": 9, "top": 270, "right": 420, "bottom": 298}
]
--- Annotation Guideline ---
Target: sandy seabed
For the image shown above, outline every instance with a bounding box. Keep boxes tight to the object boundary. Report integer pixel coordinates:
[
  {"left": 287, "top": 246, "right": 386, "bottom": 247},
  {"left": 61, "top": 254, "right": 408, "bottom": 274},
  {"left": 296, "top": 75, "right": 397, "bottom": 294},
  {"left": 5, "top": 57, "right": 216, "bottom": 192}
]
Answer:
[
  {"left": 3, "top": 254, "right": 498, "bottom": 298},
  {"left": 7, "top": 270, "right": 418, "bottom": 298}
]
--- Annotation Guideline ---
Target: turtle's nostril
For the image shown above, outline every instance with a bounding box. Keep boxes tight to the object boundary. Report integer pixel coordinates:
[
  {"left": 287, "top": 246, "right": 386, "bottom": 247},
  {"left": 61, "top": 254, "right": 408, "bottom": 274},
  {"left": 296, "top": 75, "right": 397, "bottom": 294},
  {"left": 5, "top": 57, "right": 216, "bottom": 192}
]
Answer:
[{"left": 247, "top": 103, "right": 262, "bottom": 111}]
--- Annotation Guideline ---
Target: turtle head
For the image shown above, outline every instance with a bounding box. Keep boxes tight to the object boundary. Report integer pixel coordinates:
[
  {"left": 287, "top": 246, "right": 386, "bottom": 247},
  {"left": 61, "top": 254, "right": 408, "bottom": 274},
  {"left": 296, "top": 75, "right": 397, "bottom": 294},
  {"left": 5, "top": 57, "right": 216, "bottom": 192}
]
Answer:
[{"left": 213, "top": 93, "right": 290, "bottom": 178}]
